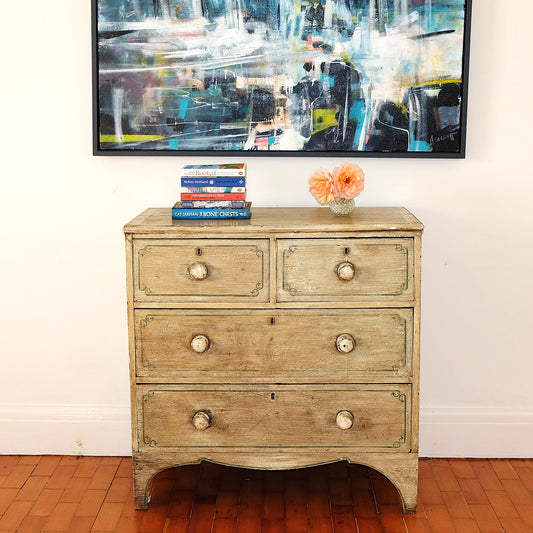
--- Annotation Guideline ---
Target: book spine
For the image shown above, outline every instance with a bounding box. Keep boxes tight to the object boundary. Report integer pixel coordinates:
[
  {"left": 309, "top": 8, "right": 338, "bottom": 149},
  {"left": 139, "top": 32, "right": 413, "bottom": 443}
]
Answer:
[
  {"left": 180, "top": 186, "right": 245, "bottom": 194},
  {"left": 181, "top": 177, "right": 246, "bottom": 187},
  {"left": 181, "top": 169, "right": 245, "bottom": 177},
  {"left": 172, "top": 208, "right": 251, "bottom": 219},
  {"left": 180, "top": 193, "right": 246, "bottom": 200},
  {"left": 179, "top": 201, "right": 247, "bottom": 208}
]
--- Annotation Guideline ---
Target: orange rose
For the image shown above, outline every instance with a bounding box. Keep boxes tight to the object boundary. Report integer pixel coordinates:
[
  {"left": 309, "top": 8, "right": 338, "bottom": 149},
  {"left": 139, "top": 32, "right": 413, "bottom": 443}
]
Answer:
[
  {"left": 332, "top": 163, "right": 364, "bottom": 199},
  {"left": 309, "top": 168, "right": 336, "bottom": 205}
]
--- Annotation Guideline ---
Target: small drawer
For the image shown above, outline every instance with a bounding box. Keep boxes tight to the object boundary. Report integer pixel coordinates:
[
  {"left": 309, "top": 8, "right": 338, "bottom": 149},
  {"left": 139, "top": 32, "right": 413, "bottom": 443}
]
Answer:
[
  {"left": 134, "top": 309, "right": 413, "bottom": 381},
  {"left": 132, "top": 239, "right": 269, "bottom": 303},
  {"left": 137, "top": 384, "right": 411, "bottom": 451},
  {"left": 277, "top": 238, "right": 415, "bottom": 302}
]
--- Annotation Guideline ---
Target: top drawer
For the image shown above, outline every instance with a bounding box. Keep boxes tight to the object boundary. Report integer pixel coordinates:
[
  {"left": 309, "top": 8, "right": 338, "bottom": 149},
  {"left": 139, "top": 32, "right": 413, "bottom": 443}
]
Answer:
[
  {"left": 277, "top": 238, "right": 415, "bottom": 303},
  {"left": 133, "top": 239, "right": 270, "bottom": 303}
]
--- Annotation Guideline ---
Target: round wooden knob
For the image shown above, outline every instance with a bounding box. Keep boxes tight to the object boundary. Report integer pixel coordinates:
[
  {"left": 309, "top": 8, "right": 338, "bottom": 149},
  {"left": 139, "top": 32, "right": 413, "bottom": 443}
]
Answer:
[
  {"left": 336, "top": 410, "right": 354, "bottom": 430},
  {"left": 191, "top": 335, "right": 210, "bottom": 354},
  {"left": 188, "top": 262, "right": 209, "bottom": 280},
  {"left": 192, "top": 411, "right": 211, "bottom": 431},
  {"left": 336, "top": 261, "right": 355, "bottom": 281},
  {"left": 336, "top": 334, "right": 356, "bottom": 353}
]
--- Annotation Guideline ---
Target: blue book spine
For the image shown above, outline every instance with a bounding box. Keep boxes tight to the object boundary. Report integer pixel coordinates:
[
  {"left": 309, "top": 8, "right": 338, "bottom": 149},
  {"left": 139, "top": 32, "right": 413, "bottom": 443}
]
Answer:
[
  {"left": 172, "top": 208, "right": 251, "bottom": 219},
  {"left": 181, "top": 177, "right": 246, "bottom": 187}
]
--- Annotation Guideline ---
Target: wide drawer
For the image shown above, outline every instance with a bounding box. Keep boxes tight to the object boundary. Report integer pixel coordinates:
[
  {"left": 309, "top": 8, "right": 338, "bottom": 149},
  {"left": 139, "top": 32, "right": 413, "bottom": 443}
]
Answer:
[
  {"left": 132, "top": 239, "right": 269, "bottom": 303},
  {"left": 134, "top": 308, "right": 413, "bottom": 381},
  {"left": 277, "top": 238, "right": 415, "bottom": 302},
  {"left": 137, "top": 384, "right": 411, "bottom": 451}
]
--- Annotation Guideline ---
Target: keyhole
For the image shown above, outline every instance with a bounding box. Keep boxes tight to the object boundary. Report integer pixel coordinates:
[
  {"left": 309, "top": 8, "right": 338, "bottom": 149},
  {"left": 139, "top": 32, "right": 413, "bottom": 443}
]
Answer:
[
  {"left": 270, "top": 317, "right": 275, "bottom": 325},
  {"left": 344, "top": 247, "right": 350, "bottom": 255},
  {"left": 196, "top": 248, "right": 202, "bottom": 256},
  {"left": 271, "top": 393, "right": 276, "bottom": 400}
]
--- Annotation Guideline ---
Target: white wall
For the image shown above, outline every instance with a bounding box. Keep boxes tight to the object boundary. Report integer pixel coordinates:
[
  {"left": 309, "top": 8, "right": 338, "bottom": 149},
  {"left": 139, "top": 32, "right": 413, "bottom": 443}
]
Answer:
[{"left": 1, "top": 0, "right": 531, "bottom": 457}]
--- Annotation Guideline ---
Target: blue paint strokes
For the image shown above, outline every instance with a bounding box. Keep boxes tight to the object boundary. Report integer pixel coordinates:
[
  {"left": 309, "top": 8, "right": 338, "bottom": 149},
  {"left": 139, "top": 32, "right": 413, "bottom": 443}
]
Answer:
[
  {"left": 169, "top": 139, "right": 180, "bottom": 150},
  {"left": 178, "top": 98, "right": 189, "bottom": 120}
]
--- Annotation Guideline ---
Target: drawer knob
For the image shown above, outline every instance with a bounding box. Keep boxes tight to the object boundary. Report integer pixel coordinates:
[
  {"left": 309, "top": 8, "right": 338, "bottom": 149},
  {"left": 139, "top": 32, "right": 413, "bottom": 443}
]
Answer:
[
  {"left": 192, "top": 411, "right": 212, "bottom": 431},
  {"left": 336, "top": 261, "right": 355, "bottom": 281},
  {"left": 190, "top": 335, "right": 210, "bottom": 354},
  {"left": 188, "top": 262, "right": 209, "bottom": 280},
  {"left": 336, "top": 410, "right": 354, "bottom": 430},
  {"left": 336, "top": 334, "right": 356, "bottom": 353}
]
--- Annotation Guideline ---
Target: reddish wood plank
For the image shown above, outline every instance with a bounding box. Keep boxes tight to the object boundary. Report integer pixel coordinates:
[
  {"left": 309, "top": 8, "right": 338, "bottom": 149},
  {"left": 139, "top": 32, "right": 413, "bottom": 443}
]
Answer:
[
  {"left": 309, "top": 516, "right": 334, "bottom": 533},
  {"left": 60, "top": 476, "right": 92, "bottom": 503},
  {"left": 2, "top": 464, "right": 35, "bottom": 489},
  {"left": 402, "top": 515, "right": 431, "bottom": 533},
  {"left": 45, "top": 464, "right": 77, "bottom": 490},
  {"left": 331, "top": 504, "right": 357, "bottom": 533},
  {"left": 235, "top": 504, "right": 261, "bottom": 533},
  {"left": 212, "top": 517, "right": 237, "bottom": 533},
  {"left": 162, "top": 517, "right": 188, "bottom": 533},
  {"left": 441, "top": 490, "right": 472, "bottom": 519},
  {"left": 33, "top": 456, "right": 62, "bottom": 477},
  {"left": 14, "top": 515, "right": 48, "bottom": 533},
  {"left": 0, "top": 500, "right": 34, "bottom": 531},
  {"left": 469, "top": 504, "right": 505, "bottom": 533},
  {"left": 488, "top": 460, "right": 518, "bottom": 480},
  {"left": 424, "top": 504, "right": 456, "bottom": 533},
  {"left": 42, "top": 501, "right": 78, "bottom": 531},
  {"left": 450, "top": 518, "right": 482, "bottom": 533},
  {"left": 74, "top": 457, "right": 104, "bottom": 478},
  {"left": 167, "top": 490, "right": 194, "bottom": 519},
  {"left": 500, "top": 479, "right": 533, "bottom": 506},
  {"left": 470, "top": 460, "right": 504, "bottom": 491},
  {"left": 0, "top": 487, "right": 19, "bottom": 514},
  {"left": 28, "top": 489, "right": 63, "bottom": 517},
  {"left": 92, "top": 502, "right": 125, "bottom": 532},
  {"left": 449, "top": 459, "right": 476, "bottom": 479},
  {"left": 457, "top": 478, "right": 490, "bottom": 505},
  {"left": 375, "top": 504, "right": 406, "bottom": 533},
  {"left": 74, "top": 489, "right": 107, "bottom": 517},
  {"left": 89, "top": 464, "right": 120, "bottom": 490},
  {"left": 356, "top": 517, "right": 386, "bottom": 532},
  {"left": 485, "top": 489, "right": 519, "bottom": 518},
  {"left": 186, "top": 503, "right": 216, "bottom": 533},
  {"left": 15, "top": 474, "right": 48, "bottom": 503},
  {"left": 498, "top": 517, "right": 530, "bottom": 533},
  {"left": 262, "top": 490, "right": 284, "bottom": 519}
]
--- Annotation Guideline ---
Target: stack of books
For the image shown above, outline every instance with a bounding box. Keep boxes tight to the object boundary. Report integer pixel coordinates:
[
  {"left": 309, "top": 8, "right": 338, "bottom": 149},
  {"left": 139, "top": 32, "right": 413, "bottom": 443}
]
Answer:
[{"left": 172, "top": 163, "right": 251, "bottom": 219}]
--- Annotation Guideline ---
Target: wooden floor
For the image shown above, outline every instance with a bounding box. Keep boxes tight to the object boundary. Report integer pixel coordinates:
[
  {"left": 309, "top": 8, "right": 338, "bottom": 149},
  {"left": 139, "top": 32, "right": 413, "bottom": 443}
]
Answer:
[{"left": 1, "top": 457, "right": 532, "bottom": 532}]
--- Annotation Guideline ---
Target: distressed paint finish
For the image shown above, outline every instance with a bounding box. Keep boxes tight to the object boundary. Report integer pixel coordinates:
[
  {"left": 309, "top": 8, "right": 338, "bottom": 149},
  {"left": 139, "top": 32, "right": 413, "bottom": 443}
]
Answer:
[
  {"left": 97, "top": 0, "right": 468, "bottom": 153},
  {"left": 124, "top": 207, "right": 423, "bottom": 513}
]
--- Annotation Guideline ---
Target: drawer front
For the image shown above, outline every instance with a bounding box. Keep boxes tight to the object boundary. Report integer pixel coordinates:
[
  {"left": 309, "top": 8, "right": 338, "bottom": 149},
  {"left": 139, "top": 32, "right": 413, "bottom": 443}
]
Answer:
[
  {"left": 138, "top": 385, "right": 411, "bottom": 451},
  {"left": 133, "top": 239, "right": 269, "bottom": 302},
  {"left": 135, "top": 309, "right": 413, "bottom": 381},
  {"left": 277, "top": 238, "right": 415, "bottom": 302}
]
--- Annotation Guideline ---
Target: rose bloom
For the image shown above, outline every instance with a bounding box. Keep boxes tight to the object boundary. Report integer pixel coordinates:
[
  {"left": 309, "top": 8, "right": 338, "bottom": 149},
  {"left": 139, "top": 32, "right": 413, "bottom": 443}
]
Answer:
[
  {"left": 309, "top": 168, "right": 336, "bottom": 205},
  {"left": 332, "top": 163, "right": 365, "bottom": 199}
]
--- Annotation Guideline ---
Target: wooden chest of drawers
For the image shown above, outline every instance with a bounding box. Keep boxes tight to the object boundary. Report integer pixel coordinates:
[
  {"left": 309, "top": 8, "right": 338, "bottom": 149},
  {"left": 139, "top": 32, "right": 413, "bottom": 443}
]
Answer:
[{"left": 124, "top": 207, "right": 423, "bottom": 512}]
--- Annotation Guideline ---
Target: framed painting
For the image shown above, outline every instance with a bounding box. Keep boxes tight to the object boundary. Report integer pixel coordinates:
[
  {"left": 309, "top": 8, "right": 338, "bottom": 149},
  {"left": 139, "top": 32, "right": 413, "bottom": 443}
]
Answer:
[{"left": 92, "top": 0, "right": 471, "bottom": 157}]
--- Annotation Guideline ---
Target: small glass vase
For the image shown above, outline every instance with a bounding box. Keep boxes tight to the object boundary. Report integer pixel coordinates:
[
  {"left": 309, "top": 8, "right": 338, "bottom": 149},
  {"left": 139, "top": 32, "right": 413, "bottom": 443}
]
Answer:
[{"left": 329, "top": 197, "right": 355, "bottom": 216}]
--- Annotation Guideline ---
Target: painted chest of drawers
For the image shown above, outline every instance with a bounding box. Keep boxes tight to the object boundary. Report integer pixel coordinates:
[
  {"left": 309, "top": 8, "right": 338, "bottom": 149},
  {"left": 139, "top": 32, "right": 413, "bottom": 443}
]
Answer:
[{"left": 124, "top": 207, "right": 423, "bottom": 512}]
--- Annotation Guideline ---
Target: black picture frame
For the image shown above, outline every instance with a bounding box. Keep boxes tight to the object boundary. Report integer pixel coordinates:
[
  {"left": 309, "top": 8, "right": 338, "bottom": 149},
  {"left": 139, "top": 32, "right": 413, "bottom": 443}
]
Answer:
[{"left": 92, "top": 0, "right": 472, "bottom": 158}]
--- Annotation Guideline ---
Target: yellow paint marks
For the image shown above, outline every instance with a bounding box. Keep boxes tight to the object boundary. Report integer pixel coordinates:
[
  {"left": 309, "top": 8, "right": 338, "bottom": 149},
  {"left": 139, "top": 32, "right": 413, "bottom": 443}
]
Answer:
[
  {"left": 312, "top": 109, "right": 337, "bottom": 133},
  {"left": 405, "top": 78, "right": 462, "bottom": 89},
  {"left": 100, "top": 134, "right": 166, "bottom": 143}
]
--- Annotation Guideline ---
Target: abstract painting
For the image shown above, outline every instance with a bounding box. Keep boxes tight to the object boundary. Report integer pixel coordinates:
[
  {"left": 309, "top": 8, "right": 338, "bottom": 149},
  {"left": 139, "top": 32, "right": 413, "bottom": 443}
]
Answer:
[{"left": 93, "top": 0, "right": 471, "bottom": 156}]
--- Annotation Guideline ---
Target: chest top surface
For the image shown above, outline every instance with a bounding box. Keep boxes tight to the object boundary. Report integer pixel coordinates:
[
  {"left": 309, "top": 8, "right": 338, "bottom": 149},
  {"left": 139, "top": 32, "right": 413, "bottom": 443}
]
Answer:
[{"left": 123, "top": 207, "right": 423, "bottom": 236}]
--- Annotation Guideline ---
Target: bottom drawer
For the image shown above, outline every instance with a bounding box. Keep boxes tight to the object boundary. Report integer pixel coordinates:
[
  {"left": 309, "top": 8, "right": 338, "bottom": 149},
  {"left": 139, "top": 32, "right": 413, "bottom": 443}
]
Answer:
[{"left": 137, "top": 384, "right": 411, "bottom": 452}]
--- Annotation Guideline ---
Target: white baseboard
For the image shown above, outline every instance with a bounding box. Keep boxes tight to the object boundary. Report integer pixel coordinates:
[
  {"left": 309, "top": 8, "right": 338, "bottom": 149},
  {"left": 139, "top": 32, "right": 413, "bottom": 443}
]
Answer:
[
  {"left": 0, "top": 404, "right": 131, "bottom": 456},
  {"left": 1, "top": 404, "right": 532, "bottom": 458},
  {"left": 420, "top": 407, "right": 533, "bottom": 458}
]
